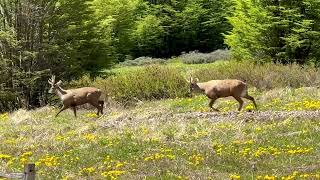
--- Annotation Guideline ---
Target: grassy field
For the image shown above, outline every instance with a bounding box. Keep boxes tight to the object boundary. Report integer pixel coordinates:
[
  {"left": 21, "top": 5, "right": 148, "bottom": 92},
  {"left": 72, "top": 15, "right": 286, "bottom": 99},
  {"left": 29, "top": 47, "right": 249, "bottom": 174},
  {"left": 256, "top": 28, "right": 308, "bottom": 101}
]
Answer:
[
  {"left": 1, "top": 61, "right": 320, "bottom": 179},
  {"left": 1, "top": 88, "right": 320, "bottom": 179}
]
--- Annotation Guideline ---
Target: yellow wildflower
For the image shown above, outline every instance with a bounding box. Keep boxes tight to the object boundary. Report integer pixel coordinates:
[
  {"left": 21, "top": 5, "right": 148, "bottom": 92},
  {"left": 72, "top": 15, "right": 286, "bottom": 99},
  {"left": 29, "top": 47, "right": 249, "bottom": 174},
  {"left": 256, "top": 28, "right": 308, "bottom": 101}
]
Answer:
[
  {"left": 55, "top": 135, "right": 65, "bottom": 141},
  {"left": 86, "top": 113, "right": 98, "bottom": 118},
  {"left": 264, "top": 175, "right": 276, "bottom": 180},
  {"left": 36, "top": 154, "right": 59, "bottom": 167},
  {"left": 0, "top": 154, "right": 11, "bottom": 160},
  {"left": 115, "top": 162, "right": 124, "bottom": 168},
  {"left": 188, "top": 153, "right": 204, "bottom": 166},
  {"left": 80, "top": 167, "right": 96, "bottom": 175},
  {"left": 20, "top": 157, "right": 28, "bottom": 164},
  {"left": 84, "top": 133, "right": 96, "bottom": 141},
  {"left": 21, "top": 151, "right": 33, "bottom": 157},
  {"left": 166, "top": 154, "right": 176, "bottom": 160},
  {"left": 0, "top": 113, "right": 9, "bottom": 121},
  {"left": 230, "top": 174, "right": 241, "bottom": 179}
]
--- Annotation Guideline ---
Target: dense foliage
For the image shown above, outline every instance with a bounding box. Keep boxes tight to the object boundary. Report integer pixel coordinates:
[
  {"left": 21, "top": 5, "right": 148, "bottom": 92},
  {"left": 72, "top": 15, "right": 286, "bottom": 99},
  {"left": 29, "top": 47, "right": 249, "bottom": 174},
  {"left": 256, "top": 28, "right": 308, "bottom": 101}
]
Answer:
[
  {"left": 92, "top": 0, "right": 232, "bottom": 60},
  {"left": 0, "top": 0, "right": 111, "bottom": 110},
  {"left": 0, "top": 0, "right": 231, "bottom": 111},
  {"left": 2, "top": 0, "right": 320, "bottom": 111},
  {"left": 226, "top": 0, "right": 320, "bottom": 64}
]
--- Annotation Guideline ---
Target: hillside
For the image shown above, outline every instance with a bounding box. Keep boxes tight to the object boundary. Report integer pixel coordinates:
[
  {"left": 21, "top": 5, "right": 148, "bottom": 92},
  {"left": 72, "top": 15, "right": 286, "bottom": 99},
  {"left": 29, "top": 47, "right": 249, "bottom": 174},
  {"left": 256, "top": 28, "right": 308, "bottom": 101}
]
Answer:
[{"left": 1, "top": 85, "right": 320, "bottom": 179}]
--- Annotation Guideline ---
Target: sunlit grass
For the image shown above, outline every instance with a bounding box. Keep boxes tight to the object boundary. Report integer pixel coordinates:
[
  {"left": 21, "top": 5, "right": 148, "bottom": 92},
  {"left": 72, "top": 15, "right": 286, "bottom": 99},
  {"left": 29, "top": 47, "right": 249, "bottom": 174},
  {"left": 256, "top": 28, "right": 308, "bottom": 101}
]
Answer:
[
  {"left": 0, "top": 87, "right": 320, "bottom": 179},
  {"left": 165, "top": 87, "right": 320, "bottom": 112}
]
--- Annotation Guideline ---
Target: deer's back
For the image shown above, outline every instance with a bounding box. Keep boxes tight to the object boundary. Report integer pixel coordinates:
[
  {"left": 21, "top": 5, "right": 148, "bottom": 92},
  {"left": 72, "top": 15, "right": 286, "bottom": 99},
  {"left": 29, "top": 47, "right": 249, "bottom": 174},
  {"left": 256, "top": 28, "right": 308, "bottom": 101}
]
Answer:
[
  {"left": 206, "top": 79, "right": 246, "bottom": 97},
  {"left": 71, "top": 87, "right": 101, "bottom": 94},
  {"left": 64, "top": 87, "right": 101, "bottom": 105}
]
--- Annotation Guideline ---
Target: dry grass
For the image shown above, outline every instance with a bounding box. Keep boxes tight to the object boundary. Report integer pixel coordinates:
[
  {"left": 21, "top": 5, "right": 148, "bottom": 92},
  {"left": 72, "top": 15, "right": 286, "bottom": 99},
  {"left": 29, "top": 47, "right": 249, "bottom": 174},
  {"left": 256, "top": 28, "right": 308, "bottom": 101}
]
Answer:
[{"left": 0, "top": 88, "right": 320, "bottom": 179}]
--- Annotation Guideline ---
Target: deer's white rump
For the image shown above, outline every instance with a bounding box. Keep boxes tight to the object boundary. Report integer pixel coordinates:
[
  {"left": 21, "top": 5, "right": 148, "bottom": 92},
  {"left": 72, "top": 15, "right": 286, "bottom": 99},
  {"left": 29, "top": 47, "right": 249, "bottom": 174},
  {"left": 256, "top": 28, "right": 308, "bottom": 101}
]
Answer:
[{"left": 48, "top": 75, "right": 104, "bottom": 117}]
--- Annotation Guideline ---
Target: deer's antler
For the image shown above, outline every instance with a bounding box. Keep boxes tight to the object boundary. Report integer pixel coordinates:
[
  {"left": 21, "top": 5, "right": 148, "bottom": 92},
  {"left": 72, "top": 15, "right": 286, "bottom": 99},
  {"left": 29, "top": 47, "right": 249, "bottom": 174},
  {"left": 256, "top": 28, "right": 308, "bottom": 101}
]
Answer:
[{"left": 48, "top": 75, "right": 56, "bottom": 85}]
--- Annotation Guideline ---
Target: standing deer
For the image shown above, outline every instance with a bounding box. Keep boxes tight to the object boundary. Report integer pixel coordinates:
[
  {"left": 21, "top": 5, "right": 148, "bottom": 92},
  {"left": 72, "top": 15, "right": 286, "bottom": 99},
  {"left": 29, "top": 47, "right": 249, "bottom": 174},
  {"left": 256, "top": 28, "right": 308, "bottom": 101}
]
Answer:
[
  {"left": 189, "top": 77, "right": 257, "bottom": 111},
  {"left": 48, "top": 75, "right": 104, "bottom": 117}
]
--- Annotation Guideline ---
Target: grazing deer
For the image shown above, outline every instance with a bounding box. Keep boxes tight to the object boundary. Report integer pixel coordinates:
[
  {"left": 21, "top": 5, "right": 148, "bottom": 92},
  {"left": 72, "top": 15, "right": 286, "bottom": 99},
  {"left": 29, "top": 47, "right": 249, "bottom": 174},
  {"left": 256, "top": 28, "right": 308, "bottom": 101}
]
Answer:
[
  {"left": 189, "top": 77, "right": 257, "bottom": 111},
  {"left": 48, "top": 75, "right": 104, "bottom": 117}
]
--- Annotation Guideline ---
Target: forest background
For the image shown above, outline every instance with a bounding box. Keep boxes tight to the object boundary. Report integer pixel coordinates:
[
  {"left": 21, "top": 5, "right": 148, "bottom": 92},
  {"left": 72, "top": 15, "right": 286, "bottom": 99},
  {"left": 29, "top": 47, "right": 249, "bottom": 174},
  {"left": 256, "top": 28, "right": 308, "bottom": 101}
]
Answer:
[{"left": 1, "top": 0, "right": 320, "bottom": 111}]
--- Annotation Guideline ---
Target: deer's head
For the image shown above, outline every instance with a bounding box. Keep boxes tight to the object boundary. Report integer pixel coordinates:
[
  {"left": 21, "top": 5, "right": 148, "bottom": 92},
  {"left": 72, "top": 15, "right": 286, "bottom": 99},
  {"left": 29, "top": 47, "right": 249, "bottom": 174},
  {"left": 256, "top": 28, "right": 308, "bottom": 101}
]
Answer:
[
  {"left": 189, "top": 77, "right": 201, "bottom": 95},
  {"left": 48, "top": 75, "right": 63, "bottom": 93}
]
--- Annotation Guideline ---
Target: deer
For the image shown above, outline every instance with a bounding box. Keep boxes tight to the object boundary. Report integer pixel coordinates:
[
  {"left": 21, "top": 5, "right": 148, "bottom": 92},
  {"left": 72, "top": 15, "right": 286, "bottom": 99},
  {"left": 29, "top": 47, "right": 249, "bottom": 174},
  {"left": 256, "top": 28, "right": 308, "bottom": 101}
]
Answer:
[
  {"left": 48, "top": 75, "right": 104, "bottom": 118},
  {"left": 189, "top": 77, "right": 257, "bottom": 111}
]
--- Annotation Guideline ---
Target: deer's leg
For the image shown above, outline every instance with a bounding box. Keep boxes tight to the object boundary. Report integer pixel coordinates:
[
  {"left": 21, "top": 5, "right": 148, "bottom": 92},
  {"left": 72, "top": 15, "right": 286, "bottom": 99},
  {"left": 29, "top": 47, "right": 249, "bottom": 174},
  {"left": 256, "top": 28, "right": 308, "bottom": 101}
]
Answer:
[
  {"left": 55, "top": 105, "right": 68, "bottom": 117},
  {"left": 209, "top": 97, "right": 219, "bottom": 111},
  {"left": 243, "top": 94, "right": 258, "bottom": 109},
  {"left": 96, "top": 106, "right": 100, "bottom": 116},
  {"left": 89, "top": 101, "right": 101, "bottom": 116},
  {"left": 233, "top": 96, "right": 244, "bottom": 111},
  {"left": 72, "top": 106, "right": 77, "bottom": 118},
  {"left": 98, "top": 100, "right": 104, "bottom": 114}
]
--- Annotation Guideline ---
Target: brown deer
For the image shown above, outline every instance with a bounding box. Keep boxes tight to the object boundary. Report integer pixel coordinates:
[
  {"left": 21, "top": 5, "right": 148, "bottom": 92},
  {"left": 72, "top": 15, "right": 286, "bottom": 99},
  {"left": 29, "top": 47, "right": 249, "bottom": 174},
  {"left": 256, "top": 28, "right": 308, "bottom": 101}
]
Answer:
[
  {"left": 189, "top": 77, "right": 257, "bottom": 111},
  {"left": 48, "top": 75, "right": 104, "bottom": 117}
]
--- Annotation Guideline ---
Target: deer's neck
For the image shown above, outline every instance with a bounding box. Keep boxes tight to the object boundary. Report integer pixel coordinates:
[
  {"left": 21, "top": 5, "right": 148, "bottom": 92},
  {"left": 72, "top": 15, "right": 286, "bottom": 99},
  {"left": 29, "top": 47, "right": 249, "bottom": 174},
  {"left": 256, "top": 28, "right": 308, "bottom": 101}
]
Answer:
[
  {"left": 55, "top": 86, "right": 68, "bottom": 99},
  {"left": 197, "top": 83, "right": 207, "bottom": 92}
]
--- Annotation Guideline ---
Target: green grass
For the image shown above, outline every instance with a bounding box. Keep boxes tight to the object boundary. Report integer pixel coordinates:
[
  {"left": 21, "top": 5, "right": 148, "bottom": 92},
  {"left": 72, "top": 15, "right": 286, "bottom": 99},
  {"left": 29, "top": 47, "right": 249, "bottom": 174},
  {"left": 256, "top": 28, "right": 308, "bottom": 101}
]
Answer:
[
  {"left": 160, "top": 87, "right": 320, "bottom": 112},
  {"left": 1, "top": 87, "right": 320, "bottom": 179},
  {"left": 2, "top": 61, "right": 320, "bottom": 179}
]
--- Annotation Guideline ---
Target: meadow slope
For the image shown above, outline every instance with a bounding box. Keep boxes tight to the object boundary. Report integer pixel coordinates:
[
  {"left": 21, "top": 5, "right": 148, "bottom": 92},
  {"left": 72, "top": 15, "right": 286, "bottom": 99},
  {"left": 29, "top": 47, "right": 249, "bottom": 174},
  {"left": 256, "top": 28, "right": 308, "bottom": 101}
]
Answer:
[{"left": 1, "top": 87, "right": 320, "bottom": 179}]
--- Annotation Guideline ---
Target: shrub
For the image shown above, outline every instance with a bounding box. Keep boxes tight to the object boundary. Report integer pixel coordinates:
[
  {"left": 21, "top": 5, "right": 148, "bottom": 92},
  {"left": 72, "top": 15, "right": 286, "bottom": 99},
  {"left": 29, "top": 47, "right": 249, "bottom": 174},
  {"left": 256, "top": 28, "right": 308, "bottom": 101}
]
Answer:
[
  {"left": 120, "top": 57, "right": 167, "bottom": 67},
  {"left": 94, "top": 65, "right": 189, "bottom": 104},
  {"left": 180, "top": 49, "right": 231, "bottom": 64},
  {"left": 68, "top": 74, "right": 93, "bottom": 87},
  {"left": 192, "top": 61, "right": 320, "bottom": 90},
  {"left": 0, "top": 91, "right": 20, "bottom": 113}
]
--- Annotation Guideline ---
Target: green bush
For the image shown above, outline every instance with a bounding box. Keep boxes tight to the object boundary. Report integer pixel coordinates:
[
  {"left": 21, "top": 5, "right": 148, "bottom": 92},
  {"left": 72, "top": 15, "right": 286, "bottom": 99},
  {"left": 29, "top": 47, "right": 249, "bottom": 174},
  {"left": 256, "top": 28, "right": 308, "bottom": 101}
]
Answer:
[
  {"left": 68, "top": 74, "right": 94, "bottom": 88},
  {"left": 0, "top": 91, "right": 20, "bottom": 113},
  {"left": 192, "top": 61, "right": 320, "bottom": 90},
  {"left": 94, "top": 65, "right": 189, "bottom": 104}
]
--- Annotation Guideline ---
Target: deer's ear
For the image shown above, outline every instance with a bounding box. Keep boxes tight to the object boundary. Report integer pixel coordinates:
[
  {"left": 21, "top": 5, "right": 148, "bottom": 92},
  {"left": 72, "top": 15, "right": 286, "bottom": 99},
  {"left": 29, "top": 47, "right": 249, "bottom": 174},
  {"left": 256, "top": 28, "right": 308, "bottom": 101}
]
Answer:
[
  {"left": 186, "top": 77, "right": 191, "bottom": 83},
  {"left": 190, "top": 77, "right": 199, "bottom": 83},
  {"left": 56, "top": 80, "right": 63, "bottom": 86}
]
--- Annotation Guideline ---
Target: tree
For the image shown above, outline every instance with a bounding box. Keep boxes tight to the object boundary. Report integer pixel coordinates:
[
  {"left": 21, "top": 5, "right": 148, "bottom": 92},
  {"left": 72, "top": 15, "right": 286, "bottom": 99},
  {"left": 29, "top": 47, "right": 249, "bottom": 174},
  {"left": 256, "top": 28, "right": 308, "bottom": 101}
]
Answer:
[
  {"left": 0, "top": 0, "right": 113, "bottom": 111},
  {"left": 225, "top": 0, "right": 320, "bottom": 64},
  {"left": 92, "top": 0, "right": 142, "bottom": 61},
  {"left": 129, "top": 0, "right": 232, "bottom": 58}
]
